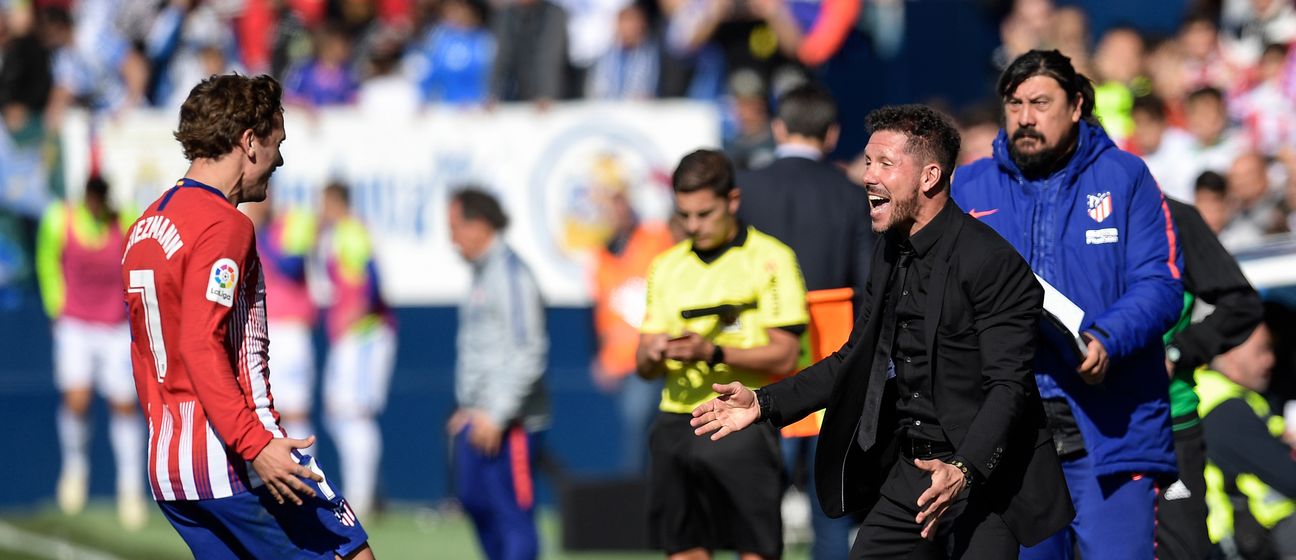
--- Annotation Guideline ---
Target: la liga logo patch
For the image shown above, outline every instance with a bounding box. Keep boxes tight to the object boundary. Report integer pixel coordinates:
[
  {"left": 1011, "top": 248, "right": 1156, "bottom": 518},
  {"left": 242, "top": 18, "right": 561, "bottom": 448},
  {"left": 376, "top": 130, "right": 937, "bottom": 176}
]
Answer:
[
  {"left": 206, "top": 258, "right": 238, "bottom": 307},
  {"left": 212, "top": 263, "right": 236, "bottom": 289}
]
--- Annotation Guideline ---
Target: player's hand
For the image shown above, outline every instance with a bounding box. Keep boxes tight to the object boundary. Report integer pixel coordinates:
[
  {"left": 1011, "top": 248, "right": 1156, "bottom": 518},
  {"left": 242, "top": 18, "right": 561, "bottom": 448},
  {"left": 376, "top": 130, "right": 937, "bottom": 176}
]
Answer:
[
  {"left": 1077, "top": 333, "right": 1109, "bottom": 385},
  {"left": 469, "top": 414, "right": 504, "bottom": 457},
  {"left": 251, "top": 436, "right": 323, "bottom": 506},
  {"left": 914, "top": 459, "right": 969, "bottom": 541},
  {"left": 447, "top": 408, "right": 472, "bottom": 436},
  {"left": 665, "top": 332, "right": 713, "bottom": 363},
  {"left": 690, "top": 382, "right": 759, "bottom": 441}
]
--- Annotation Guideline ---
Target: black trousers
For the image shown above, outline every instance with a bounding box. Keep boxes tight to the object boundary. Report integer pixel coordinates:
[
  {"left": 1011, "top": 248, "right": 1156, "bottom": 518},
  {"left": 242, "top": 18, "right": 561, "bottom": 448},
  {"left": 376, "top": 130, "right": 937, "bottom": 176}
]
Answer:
[
  {"left": 849, "top": 454, "right": 1017, "bottom": 559},
  {"left": 1156, "top": 420, "right": 1213, "bottom": 560},
  {"left": 1156, "top": 419, "right": 1213, "bottom": 560}
]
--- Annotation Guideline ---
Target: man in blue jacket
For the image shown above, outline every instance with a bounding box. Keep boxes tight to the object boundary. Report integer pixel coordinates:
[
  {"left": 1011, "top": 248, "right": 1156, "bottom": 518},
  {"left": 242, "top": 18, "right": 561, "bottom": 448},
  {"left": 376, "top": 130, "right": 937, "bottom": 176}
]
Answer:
[{"left": 952, "top": 49, "right": 1184, "bottom": 559}]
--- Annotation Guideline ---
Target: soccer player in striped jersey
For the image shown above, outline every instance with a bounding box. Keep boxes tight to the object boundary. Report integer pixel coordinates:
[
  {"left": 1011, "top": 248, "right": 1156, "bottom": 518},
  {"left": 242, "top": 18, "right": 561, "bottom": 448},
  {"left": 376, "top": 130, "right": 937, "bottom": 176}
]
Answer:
[{"left": 121, "top": 73, "right": 373, "bottom": 559}]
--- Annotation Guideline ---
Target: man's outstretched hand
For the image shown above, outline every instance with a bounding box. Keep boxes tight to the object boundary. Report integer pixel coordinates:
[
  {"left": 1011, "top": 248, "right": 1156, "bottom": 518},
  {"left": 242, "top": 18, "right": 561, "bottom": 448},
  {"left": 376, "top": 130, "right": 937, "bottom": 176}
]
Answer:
[
  {"left": 690, "top": 382, "right": 760, "bottom": 441},
  {"left": 251, "top": 436, "right": 323, "bottom": 506}
]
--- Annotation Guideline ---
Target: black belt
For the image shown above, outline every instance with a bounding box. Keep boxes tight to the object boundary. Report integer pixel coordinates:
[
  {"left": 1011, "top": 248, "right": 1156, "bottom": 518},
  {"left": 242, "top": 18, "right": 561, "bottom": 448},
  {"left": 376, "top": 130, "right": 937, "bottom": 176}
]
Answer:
[{"left": 900, "top": 434, "right": 954, "bottom": 460}]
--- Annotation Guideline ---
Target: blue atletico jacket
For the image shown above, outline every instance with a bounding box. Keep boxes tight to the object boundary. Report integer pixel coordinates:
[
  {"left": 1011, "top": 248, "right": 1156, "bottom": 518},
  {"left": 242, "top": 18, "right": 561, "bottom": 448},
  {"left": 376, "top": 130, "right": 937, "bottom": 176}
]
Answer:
[{"left": 951, "top": 121, "right": 1183, "bottom": 477}]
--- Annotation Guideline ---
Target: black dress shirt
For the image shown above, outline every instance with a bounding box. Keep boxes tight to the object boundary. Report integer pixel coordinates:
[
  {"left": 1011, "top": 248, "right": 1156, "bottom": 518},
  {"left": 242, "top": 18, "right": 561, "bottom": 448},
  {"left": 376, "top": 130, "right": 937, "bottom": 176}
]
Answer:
[{"left": 891, "top": 204, "right": 951, "bottom": 443}]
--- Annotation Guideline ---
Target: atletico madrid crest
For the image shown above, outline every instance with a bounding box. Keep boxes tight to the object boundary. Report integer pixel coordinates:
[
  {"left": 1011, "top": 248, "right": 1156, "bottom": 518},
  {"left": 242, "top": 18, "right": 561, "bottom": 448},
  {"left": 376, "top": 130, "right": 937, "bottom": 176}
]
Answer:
[{"left": 1087, "top": 192, "right": 1113, "bottom": 223}]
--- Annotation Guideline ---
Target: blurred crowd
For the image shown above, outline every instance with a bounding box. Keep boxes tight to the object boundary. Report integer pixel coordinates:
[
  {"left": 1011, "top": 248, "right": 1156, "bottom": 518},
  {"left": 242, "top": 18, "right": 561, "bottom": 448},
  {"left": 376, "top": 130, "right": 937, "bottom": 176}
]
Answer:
[
  {"left": 0, "top": 0, "right": 863, "bottom": 128},
  {"left": 1, "top": 0, "right": 1293, "bottom": 253}
]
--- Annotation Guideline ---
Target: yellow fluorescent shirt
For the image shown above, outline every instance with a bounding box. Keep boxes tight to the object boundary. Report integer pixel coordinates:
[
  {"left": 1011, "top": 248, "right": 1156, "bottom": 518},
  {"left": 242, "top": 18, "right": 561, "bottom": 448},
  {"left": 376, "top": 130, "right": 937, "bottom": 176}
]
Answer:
[{"left": 642, "top": 226, "right": 808, "bottom": 413}]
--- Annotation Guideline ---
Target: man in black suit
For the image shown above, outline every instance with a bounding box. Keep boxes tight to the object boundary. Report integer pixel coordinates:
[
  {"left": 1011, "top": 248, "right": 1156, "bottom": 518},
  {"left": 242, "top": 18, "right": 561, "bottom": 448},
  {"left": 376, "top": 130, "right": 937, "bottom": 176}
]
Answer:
[
  {"left": 736, "top": 82, "right": 875, "bottom": 560},
  {"left": 691, "top": 105, "right": 1074, "bottom": 558},
  {"left": 737, "top": 83, "right": 873, "bottom": 302}
]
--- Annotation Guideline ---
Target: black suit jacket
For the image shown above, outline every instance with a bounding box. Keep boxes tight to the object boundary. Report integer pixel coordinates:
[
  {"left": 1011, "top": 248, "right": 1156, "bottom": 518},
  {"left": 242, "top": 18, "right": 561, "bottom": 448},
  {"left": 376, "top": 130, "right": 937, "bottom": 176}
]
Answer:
[
  {"left": 762, "top": 200, "right": 1075, "bottom": 546},
  {"left": 737, "top": 156, "right": 874, "bottom": 295}
]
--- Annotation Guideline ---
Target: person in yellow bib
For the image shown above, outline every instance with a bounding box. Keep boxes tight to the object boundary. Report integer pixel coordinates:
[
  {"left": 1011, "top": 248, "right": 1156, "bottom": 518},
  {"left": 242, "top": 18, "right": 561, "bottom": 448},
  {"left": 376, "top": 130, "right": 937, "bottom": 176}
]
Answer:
[
  {"left": 1197, "top": 323, "right": 1296, "bottom": 559},
  {"left": 36, "top": 176, "right": 147, "bottom": 530},
  {"left": 636, "top": 149, "right": 808, "bottom": 560}
]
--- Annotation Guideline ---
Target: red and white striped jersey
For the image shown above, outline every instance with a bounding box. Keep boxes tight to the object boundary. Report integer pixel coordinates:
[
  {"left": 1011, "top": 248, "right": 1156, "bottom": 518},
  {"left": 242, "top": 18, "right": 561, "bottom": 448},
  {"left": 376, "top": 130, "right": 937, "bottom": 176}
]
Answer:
[{"left": 122, "top": 179, "right": 283, "bottom": 501}]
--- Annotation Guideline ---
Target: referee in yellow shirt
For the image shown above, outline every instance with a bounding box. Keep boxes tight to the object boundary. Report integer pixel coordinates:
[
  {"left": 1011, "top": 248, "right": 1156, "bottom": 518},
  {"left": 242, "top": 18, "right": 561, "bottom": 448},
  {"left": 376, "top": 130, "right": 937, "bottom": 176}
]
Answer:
[{"left": 637, "top": 149, "right": 809, "bottom": 560}]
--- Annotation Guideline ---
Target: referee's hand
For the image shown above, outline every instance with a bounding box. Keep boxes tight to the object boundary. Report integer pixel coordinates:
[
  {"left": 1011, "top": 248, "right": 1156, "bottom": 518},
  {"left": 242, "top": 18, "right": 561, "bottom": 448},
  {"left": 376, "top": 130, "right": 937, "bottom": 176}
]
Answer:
[
  {"left": 690, "top": 382, "right": 759, "bottom": 441},
  {"left": 251, "top": 436, "right": 324, "bottom": 506}
]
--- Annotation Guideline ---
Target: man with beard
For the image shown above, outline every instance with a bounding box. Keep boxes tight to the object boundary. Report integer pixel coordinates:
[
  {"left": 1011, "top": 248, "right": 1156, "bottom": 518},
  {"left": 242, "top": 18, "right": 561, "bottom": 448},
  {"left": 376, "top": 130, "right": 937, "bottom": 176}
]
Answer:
[
  {"left": 951, "top": 49, "right": 1184, "bottom": 559},
  {"left": 690, "top": 105, "right": 1073, "bottom": 558}
]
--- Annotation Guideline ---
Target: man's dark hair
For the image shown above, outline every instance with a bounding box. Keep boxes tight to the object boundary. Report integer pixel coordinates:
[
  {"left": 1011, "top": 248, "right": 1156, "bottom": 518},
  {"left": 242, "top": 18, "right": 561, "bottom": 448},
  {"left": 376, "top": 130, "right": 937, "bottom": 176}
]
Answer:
[
  {"left": 672, "top": 149, "right": 736, "bottom": 197},
  {"left": 1194, "top": 170, "right": 1227, "bottom": 197},
  {"left": 776, "top": 83, "right": 838, "bottom": 140},
  {"left": 84, "top": 175, "right": 117, "bottom": 220},
  {"left": 323, "top": 182, "right": 350, "bottom": 207},
  {"left": 1131, "top": 94, "right": 1167, "bottom": 121},
  {"left": 174, "top": 74, "right": 283, "bottom": 161},
  {"left": 1186, "top": 86, "right": 1224, "bottom": 106},
  {"left": 39, "top": 6, "right": 72, "bottom": 29},
  {"left": 452, "top": 187, "right": 510, "bottom": 231},
  {"left": 85, "top": 175, "right": 110, "bottom": 200},
  {"left": 864, "top": 105, "right": 961, "bottom": 188},
  {"left": 998, "top": 49, "right": 1098, "bottom": 125}
]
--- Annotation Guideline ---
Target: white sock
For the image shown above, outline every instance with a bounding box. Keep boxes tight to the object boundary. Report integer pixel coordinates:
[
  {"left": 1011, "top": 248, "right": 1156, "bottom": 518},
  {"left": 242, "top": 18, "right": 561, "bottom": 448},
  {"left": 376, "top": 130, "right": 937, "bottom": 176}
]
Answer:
[
  {"left": 327, "top": 415, "right": 381, "bottom": 518},
  {"left": 57, "top": 406, "right": 90, "bottom": 475},
  {"left": 109, "top": 412, "right": 145, "bottom": 498}
]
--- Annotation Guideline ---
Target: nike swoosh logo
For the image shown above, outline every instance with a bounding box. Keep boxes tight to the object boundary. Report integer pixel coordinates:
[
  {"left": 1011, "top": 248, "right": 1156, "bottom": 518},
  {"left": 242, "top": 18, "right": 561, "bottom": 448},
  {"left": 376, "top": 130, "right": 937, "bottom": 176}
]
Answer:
[{"left": 968, "top": 208, "right": 999, "bottom": 219}]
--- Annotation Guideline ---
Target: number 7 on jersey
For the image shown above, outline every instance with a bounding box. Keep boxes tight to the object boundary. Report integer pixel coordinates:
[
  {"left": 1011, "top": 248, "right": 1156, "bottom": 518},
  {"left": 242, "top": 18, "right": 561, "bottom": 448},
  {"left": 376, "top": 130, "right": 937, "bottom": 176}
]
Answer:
[{"left": 128, "top": 269, "right": 169, "bottom": 382}]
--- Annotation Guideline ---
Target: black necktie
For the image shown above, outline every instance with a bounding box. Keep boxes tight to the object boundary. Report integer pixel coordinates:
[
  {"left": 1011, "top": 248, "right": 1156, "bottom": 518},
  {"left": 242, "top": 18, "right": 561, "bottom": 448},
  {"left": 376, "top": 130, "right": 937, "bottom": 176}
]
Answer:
[{"left": 856, "top": 246, "right": 912, "bottom": 451}]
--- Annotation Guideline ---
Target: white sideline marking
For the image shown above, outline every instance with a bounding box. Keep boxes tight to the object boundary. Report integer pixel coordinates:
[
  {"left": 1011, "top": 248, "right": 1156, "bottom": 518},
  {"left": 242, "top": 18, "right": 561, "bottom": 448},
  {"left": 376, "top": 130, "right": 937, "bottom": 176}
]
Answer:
[{"left": 0, "top": 520, "right": 124, "bottom": 560}]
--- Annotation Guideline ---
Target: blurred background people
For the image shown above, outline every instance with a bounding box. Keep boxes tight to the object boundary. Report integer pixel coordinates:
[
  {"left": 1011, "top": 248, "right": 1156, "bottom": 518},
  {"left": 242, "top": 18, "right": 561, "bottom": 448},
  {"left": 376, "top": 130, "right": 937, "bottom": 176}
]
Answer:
[
  {"left": 318, "top": 182, "right": 396, "bottom": 519},
  {"left": 242, "top": 200, "right": 320, "bottom": 448},
  {"left": 589, "top": 181, "right": 673, "bottom": 475},
  {"left": 405, "top": 0, "right": 494, "bottom": 107},
  {"left": 490, "top": 0, "right": 567, "bottom": 105},
  {"left": 35, "top": 176, "right": 145, "bottom": 530},
  {"left": 283, "top": 23, "right": 359, "bottom": 107},
  {"left": 448, "top": 187, "right": 550, "bottom": 560}
]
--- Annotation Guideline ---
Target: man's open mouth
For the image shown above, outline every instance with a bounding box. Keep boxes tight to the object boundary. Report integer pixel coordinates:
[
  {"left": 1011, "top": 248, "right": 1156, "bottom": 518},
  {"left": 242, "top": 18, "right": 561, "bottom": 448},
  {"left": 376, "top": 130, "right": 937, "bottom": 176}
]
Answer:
[{"left": 868, "top": 191, "right": 891, "bottom": 213}]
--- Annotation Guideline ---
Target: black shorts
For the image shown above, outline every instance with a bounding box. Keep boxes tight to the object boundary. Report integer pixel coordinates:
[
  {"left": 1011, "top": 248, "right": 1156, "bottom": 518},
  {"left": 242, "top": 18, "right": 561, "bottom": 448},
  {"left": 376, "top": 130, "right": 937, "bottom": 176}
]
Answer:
[{"left": 647, "top": 411, "right": 784, "bottom": 557}]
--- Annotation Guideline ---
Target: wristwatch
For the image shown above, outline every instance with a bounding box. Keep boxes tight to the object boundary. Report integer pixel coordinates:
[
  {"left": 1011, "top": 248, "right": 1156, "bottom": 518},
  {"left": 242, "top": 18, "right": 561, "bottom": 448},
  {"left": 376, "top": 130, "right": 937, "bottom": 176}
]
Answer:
[
  {"left": 708, "top": 344, "right": 726, "bottom": 367},
  {"left": 754, "top": 387, "right": 772, "bottom": 422}
]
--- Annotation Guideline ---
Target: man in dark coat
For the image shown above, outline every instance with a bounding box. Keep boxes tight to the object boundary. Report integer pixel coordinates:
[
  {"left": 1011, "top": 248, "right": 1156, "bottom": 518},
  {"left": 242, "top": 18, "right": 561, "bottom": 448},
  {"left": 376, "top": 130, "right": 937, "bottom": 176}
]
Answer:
[{"left": 691, "top": 104, "right": 1074, "bottom": 558}]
